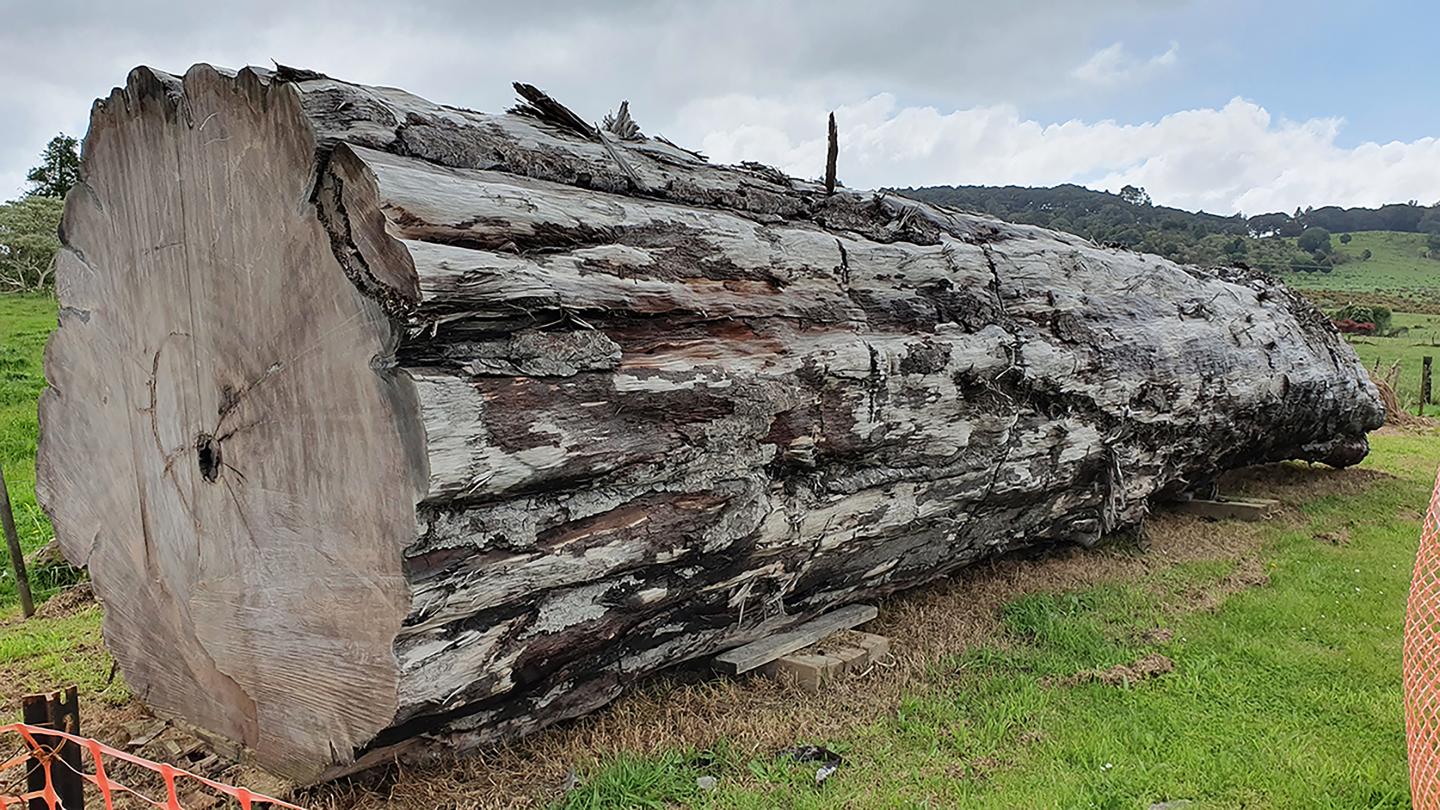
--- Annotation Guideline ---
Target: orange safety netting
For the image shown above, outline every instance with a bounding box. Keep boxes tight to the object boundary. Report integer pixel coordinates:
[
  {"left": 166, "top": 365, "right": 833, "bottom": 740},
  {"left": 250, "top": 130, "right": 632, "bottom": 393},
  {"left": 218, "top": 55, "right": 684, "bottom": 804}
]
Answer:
[
  {"left": 0, "top": 723, "right": 304, "bottom": 810},
  {"left": 1406, "top": 467, "right": 1440, "bottom": 808}
]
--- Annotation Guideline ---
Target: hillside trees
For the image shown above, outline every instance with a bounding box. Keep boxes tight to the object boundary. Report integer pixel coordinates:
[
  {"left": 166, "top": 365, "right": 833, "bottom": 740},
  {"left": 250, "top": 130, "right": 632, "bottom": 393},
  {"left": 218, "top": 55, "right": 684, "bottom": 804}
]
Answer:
[
  {"left": 0, "top": 196, "right": 63, "bottom": 291},
  {"left": 0, "top": 135, "right": 79, "bottom": 290},
  {"left": 1298, "top": 227, "right": 1333, "bottom": 254},
  {"left": 1120, "top": 184, "right": 1152, "bottom": 206},
  {"left": 900, "top": 185, "right": 1440, "bottom": 272}
]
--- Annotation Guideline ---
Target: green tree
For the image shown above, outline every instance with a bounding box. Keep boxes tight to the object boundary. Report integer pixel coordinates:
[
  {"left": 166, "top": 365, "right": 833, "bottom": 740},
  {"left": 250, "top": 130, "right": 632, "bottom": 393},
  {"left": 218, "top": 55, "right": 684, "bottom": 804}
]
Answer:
[
  {"left": 1297, "top": 226, "right": 1332, "bottom": 254},
  {"left": 1339, "top": 233, "right": 1352, "bottom": 244},
  {"left": 1361, "top": 248, "right": 1372, "bottom": 261},
  {"left": 25, "top": 134, "right": 81, "bottom": 199},
  {"left": 1420, "top": 209, "right": 1440, "bottom": 235},
  {"left": 1119, "top": 184, "right": 1151, "bottom": 207},
  {"left": 0, "top": 195, "right": 63, "bottom": 290}
]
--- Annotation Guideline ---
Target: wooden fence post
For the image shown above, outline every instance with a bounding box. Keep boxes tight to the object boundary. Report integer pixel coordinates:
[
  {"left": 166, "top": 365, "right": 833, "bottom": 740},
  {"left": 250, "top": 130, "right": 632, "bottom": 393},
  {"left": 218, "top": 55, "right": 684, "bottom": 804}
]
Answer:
[
  {"left": 0, "top": 465, "right": 34, "bottom": 619},
  {"left": 21, "top": 694, "right": 48, "bottom": 810},
  {"left": 1423, "top": 356, "right": 1433, "bottom": 416},
  {"left": 21, "top": 688, "right": 83, "bottom": 810}
]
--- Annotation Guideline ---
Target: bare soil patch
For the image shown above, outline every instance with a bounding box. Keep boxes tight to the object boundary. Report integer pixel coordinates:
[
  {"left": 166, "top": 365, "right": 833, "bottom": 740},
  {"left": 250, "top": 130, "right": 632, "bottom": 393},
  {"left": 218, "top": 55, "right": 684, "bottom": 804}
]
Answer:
[{"left": 1055, "top": 653, "right": 1176, "bottom": 687}]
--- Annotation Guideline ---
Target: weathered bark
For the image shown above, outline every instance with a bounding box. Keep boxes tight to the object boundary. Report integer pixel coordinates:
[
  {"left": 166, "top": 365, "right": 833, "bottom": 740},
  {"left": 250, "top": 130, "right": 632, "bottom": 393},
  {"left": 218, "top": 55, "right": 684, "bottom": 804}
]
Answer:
[{"left": 37, "top": 64, "right": 1384, "bottom": 783}]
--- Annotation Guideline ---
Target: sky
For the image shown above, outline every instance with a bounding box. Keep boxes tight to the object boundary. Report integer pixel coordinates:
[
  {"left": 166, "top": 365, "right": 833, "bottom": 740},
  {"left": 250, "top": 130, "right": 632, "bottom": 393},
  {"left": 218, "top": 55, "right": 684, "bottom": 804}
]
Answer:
[{"left": 2, "top": 0, "right": 1437, "bottom": 216}]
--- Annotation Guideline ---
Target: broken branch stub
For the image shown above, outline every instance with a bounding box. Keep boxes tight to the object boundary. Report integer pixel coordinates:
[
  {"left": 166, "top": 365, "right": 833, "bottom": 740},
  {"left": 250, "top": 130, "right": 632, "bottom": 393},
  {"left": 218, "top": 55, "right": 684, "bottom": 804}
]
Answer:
[{"left": 37, "top": 64, "right": 1383, "bottom": 782}]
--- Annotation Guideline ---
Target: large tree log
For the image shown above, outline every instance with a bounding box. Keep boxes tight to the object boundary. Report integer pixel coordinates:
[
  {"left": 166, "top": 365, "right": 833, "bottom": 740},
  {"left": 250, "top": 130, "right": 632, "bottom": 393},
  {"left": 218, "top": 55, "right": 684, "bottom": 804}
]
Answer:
[{"left": 36, "top": 64, "right": 1383, "bottom": 782}]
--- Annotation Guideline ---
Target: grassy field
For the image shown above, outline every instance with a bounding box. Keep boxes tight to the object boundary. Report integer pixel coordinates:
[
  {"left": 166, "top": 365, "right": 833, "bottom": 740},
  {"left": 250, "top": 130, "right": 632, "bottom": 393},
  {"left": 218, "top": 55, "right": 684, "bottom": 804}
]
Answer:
[
  {"left": 1346, "top": 311, "right": 1440, "bottom": 411},
  {"left": 0, "top": 293, "right": 62, "bottom": 606},
  {"left": 0, "top": 288, "right": 1434, "bottom": 807},
  {"left": 1275, "top": 231, "right": 1440, "bottom": 310},
  {"left": 1265, "top": 231, "right": 1440, "bottom": 410}
]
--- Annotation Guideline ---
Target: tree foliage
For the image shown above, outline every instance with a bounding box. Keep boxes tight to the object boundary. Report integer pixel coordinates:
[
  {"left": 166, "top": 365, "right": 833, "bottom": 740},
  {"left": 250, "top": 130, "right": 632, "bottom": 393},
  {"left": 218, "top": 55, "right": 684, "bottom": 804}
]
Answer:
[
  {"left": 0, "top": 195, "right": 63, "bottom": 291},
  {"left": 25, "top": 134, "right": 81, "bottom": 199},
  {"left": 900, "top": 183, "right": 1308, "bottom": 269},
  {"left": 1119, "top": 184, "right": 1152, "bottom": 207},
  {"left": 906, "top": 185, "right": 1440, "bottom": 245},
  {"left": 1297, "top": 227, "right": 1332, "bottom": 254}
]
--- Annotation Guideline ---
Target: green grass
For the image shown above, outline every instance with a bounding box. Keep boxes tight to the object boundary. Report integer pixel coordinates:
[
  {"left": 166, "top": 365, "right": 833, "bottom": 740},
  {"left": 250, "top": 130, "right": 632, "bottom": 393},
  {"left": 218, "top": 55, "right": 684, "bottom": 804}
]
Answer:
[
  {"left": 0, "top": 605, "right": 128, "bottom": 708},
  {"left": 1346, "top": 311, "right": 1440, "bottom": 410},
  {"left": 1273, "top": 231, "right": 1440, "bottom": 317},
  {"left": 0, "top": 293, "right": 60, "bottom": 608},
  {"left": 557, "top": 433, "right": 1439, "bottom": 808}
]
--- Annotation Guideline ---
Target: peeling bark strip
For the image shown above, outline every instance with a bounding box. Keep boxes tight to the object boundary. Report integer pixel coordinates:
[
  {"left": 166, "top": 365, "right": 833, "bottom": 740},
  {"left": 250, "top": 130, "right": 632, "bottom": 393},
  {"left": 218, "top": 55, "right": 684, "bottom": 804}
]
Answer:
[{"left": 36, "top": 64, "right": 1384, "bottom": 783}]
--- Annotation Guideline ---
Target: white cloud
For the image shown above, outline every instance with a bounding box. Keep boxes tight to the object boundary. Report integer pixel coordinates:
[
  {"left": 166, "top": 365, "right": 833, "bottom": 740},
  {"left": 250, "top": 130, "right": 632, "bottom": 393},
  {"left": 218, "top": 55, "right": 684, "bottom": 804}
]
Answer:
[
  {"left": 1, "top": 2, "right": 1429, "bottom": 217},
  {"left": 0, "top": 0, "right": 1176, "bottom": 199},
  {"left": 664, "top": 94, "right": 1440, "bottom": 215},
  {"left": 1071, "top": 41, "right": 1180, "bottom": 86}
]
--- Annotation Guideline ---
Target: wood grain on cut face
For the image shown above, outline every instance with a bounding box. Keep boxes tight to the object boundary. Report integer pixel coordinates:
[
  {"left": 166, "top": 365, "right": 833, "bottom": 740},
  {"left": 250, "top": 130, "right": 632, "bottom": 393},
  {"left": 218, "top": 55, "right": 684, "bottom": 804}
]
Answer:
[
  {"left": 37, "top": 65, "right": 417, "bottom": 781},
  {"left": 39, "top": 63, "right": 1386, "bottom": 783}
]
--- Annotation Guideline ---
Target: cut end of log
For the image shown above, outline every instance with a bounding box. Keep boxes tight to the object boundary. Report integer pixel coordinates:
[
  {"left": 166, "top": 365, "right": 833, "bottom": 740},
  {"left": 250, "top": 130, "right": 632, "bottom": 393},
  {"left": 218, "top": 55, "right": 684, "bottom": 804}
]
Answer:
[
  {"left": 37, "top": 64, "right": 418, "bottom": 780},
  {"left": 37, "top": 63, "right": 1384, "bottom": 783}
]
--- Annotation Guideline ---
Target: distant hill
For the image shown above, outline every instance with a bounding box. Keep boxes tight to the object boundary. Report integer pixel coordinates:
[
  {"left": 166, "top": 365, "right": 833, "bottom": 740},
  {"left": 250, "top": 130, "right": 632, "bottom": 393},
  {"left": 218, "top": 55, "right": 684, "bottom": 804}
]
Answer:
[
  {"left": 899, "top": 183, "right": 1440, "bottom": 274},
  {"left": 1271, "top": 231, "right": 1440, "bottom": 313}
]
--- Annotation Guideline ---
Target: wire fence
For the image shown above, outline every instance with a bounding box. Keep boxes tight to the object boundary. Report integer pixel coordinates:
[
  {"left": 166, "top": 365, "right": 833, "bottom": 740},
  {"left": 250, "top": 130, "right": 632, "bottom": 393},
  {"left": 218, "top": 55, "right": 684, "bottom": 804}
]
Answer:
[
  {"left": 0, "top": 722, "right": 303, "bottom": 810},
  {"left": 1405, "top": 467, "right": 1440, "bottom": 808}
]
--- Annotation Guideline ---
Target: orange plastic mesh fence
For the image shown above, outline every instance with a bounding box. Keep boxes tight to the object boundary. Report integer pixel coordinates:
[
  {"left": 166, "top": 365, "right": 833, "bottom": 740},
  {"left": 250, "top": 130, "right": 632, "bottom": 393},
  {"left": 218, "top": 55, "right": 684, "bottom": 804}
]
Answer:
[
  {"left": 1406, "top": 468, "right": 1440, "bottom": 808},
  {"left": 0, "top": 723, "right": 303, "bottom": 810}
]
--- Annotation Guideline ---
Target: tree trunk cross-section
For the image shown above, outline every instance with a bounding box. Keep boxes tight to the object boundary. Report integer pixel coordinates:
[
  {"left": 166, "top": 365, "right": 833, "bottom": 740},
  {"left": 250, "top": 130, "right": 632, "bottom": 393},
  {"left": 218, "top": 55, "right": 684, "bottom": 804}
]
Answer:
[{"left": 36, "top": 64, "right": 1384, "bottom": 782}]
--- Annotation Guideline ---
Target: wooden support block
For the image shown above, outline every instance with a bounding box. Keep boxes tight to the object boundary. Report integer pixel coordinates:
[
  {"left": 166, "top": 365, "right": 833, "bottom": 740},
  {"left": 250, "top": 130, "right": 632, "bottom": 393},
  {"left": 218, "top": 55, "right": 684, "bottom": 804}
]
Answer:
[
  {"left": 762, "top": 653, "right": 845, "bottom": 692},
  {"left": 760, "top": 628, "right": 895, "bottom": 692},
  {"left": 833, "top": 629, "right": 892, "bottom": 663},
  {"left": 821, "top": 644, "right": 869, "bottom": 674},
  {"left": 1171, "top": 497, "right": 1279, "bottom": 522},
  {"left": 712, "top": 604, "right": 878, "bottom": 675}
]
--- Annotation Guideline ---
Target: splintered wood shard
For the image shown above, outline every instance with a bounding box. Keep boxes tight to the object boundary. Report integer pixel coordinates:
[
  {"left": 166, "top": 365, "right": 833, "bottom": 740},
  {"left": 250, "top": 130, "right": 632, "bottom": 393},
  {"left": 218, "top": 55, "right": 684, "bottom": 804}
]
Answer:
[
  {"left": 36, "top": 64, "right": 1385, "bottom": 783},
  {"left": 602, "top": 100, "right": 642, "bottom": 141},
  {"left": 825, "top": 111, "right": 838, "bottom": 195}
]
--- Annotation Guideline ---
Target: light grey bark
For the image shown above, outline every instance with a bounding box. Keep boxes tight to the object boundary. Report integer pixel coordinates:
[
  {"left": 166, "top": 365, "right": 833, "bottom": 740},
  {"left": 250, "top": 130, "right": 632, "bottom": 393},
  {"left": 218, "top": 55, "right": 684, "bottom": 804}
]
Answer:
[{"left": 37, "top": 63, "right": 1383, "bottom": 783}]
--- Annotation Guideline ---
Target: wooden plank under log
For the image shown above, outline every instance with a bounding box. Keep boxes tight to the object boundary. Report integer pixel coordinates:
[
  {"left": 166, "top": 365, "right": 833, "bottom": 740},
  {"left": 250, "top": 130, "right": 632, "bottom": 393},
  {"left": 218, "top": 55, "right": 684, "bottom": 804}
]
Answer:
[
  {"left": 758, "top": 629, "right": 892, "bottom": 693},
  {"left": 713, "top": 604, "right": 879, "bottom": 675},
  {"left": 36, "top": 64, "right": 1384, "bottom": 782},
  {"left": 1172, "top": 497, "right": 1280, "bottom": 522}
]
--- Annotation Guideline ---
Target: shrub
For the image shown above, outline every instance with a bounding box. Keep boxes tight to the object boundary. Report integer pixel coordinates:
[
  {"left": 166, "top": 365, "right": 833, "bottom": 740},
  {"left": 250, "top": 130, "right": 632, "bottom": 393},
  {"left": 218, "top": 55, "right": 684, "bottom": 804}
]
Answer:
[
  {"left": 1332, "top": 319, "right": 1376, "bottom": 335},
  {"left": 1333, "top": 304, "right": 1393, "bottom": 335}
]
